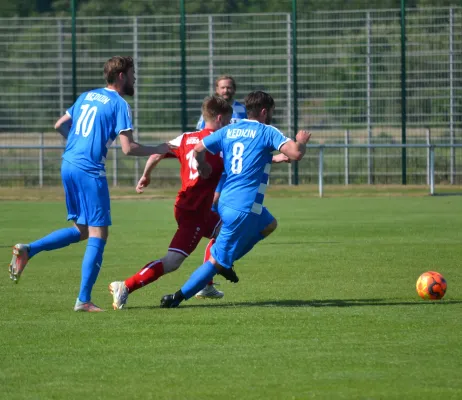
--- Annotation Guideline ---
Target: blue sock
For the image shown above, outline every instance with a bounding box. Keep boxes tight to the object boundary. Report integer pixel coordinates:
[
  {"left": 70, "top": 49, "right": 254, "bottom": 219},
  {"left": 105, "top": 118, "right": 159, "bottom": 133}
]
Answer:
[
  {"left": 181, "top": 261, "right": 217, "bottom": 300},
  {"left": 236, "top": 232, "right": 265, "bottom": 261},
  {"left": 28, "top": 227, "right": 81, "bottom": 258},
  {"left": 78, "top": 237, "right": 106, "bottom": 303}
]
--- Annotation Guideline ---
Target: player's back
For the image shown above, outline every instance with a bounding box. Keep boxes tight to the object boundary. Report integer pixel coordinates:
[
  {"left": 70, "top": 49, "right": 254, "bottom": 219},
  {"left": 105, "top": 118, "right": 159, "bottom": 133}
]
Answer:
[
  {"left": 206, "top": 119, "right": 289, "bottom": 215},
  {"left": 63, "top": 88, "right": 132, "bottom": 177},
  {"left": 170, "top": 128, "right": 223, "bottom": 213}
]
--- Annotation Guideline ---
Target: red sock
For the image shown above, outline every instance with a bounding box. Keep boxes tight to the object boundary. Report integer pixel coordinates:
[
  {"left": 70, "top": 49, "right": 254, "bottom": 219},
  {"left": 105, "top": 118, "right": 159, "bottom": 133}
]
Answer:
[
  {"left": 204, "top": 239, "right": 215, "bottom": 285},
  {"left": 125, "top": 260, "right": 165, "bottom": 293}
]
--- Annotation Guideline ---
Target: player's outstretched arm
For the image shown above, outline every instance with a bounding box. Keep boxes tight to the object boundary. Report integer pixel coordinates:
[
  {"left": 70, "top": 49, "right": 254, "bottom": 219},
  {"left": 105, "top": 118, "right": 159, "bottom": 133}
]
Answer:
[
  {"left": 119, "top": 130, "right": 175, "bottom": 157},
  {"left": 136, "top": 154, "right": 166, "bottom": 193},
  {"left": 279, "top": 130, "right": 311, "bottom": 161},
  {"left": 54, "top": 114, "right": 72, "bottom": 139}
]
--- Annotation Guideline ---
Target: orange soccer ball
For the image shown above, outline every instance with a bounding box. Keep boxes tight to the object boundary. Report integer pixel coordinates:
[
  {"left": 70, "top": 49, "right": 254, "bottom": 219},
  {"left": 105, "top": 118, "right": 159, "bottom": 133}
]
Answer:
[{"left": 416, "top": 271, "right": 447, "bottom": 300}]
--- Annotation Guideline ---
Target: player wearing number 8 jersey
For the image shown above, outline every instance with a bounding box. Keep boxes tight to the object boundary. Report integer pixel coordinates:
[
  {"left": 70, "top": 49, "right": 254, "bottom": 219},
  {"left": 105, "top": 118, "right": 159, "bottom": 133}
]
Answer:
[
  {"left": 108, "top": 96, "right": 233, "bottom": 310},
  {"left": 8, "top": 56, "right": 172, "bottom": 312},
  {"left": 160, "top": 91, "right": 311, "bottom": 308}
]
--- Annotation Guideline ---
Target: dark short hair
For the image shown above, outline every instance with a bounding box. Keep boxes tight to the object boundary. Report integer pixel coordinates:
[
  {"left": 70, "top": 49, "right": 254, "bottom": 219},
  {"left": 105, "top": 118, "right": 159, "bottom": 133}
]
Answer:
[
  {"left": 104, "top": 56, "right": 134, "bottom": 84},
  {"left": 215, "top": 75, "right": 236, "bottom": 91},
  {"left": 202, "top": 95, "right": 233, "bottom": 121},
  {"left": 244, "top": 91, "right": 275, "bottom": 118}
]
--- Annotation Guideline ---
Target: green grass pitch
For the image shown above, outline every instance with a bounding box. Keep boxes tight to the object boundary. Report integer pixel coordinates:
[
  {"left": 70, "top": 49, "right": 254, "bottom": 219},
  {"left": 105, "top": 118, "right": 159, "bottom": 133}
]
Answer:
[{"left": 1, "top": 191, "right": 462, "bottom": 399}]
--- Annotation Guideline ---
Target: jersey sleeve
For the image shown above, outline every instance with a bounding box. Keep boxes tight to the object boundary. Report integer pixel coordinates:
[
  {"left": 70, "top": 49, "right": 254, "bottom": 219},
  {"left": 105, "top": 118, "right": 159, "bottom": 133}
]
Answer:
[
  {"left": 168, "top": 134, "right": 184, "bottom": 158},
  {"left": 115, "top": 100, "right": 133, "bottom": 135},
  {"left": 196, "top": 115, "right": 205, "bottom": 130},
  {"left": 266, "top": 125, "right": 291, "bottom": 151},
  {"left": 202, "top": 130, "right": 223, "bottom": 155}
]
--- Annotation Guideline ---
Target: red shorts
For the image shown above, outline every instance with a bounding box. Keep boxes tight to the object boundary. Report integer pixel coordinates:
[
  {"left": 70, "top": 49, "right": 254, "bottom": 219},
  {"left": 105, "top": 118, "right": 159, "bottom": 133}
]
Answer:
[{"left": 168, "top": 207, "right": 221, "bottom": 257}]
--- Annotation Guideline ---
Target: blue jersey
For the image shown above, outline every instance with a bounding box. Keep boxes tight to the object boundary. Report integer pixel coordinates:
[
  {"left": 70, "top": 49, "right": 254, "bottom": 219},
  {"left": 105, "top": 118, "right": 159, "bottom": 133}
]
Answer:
[
  {"left": 202, "top": 119, "right": 290, "bottom": 215},
  {"left": 196, "top": 100, "right": 247, "bottom": 130},
  {"left": 62, "top": 88, "right": 133, "bottom": 177}
]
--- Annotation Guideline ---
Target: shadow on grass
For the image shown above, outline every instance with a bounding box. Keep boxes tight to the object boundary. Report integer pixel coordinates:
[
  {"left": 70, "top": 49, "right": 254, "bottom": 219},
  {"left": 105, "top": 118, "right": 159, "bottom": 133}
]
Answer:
[
  {"left": 129, "top": 298, "right": 462, "bottom": 310},
  {"left": 433, "top": 193, "right": 462, "bottom": 197}
]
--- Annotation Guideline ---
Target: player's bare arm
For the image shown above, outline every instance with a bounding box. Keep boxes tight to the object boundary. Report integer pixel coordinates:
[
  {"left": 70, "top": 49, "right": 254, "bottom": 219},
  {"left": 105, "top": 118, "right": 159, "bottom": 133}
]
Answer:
[
  {"left": 119, "top": 130, "right": 175, "bottom": 157},
  {"left": 279, "top": 130, "right": 311, "bottom": 161},
  {"left": 193, "top": 141, "right": 212, "bottom": 179},
  {"left": 54, "top": 114, "right": 72, "bottom": 139},
  {"left": 136, "top": 154, "right": 166, "bottom": 193}
]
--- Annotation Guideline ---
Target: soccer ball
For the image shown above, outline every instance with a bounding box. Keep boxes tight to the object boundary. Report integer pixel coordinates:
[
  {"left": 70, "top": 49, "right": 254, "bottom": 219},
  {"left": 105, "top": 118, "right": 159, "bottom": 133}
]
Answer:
[{"left": 416, "top": 271, "right": 447, "bottom": 300}]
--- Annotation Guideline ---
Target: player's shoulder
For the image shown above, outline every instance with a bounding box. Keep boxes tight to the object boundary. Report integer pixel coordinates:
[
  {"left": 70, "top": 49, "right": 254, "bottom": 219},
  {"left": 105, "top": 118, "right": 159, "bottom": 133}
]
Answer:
[
  {"left": 170, "top": 131, "right": 201, "bottom": 148},
  {"left": 261, "top": 122, "right": 286, "bottom": 136},
  {"left": 232, "top": 100, "right": 246, "bottom": 113}
]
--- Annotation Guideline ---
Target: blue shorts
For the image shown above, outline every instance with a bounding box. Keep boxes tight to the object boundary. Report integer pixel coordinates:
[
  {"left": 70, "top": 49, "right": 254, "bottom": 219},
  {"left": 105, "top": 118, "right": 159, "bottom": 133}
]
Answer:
[
  {"left": 211, "top": 204, "right": 274, "bottom": 268},
  {"left": 61, "top": 160, "right": 111, "bottom": 227}
]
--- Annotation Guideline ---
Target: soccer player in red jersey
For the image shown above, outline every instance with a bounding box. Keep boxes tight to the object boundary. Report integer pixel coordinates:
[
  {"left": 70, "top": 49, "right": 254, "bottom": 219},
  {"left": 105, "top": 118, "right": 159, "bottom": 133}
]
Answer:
[{"left": 108, "top": 96, "right": 233, "bottom": 310}]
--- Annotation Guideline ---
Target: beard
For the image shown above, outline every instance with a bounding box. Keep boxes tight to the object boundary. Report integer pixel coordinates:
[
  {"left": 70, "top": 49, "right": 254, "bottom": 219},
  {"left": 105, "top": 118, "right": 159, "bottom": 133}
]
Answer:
[{"left": 123, "top": 82, "right": 135, "bottom": 97}]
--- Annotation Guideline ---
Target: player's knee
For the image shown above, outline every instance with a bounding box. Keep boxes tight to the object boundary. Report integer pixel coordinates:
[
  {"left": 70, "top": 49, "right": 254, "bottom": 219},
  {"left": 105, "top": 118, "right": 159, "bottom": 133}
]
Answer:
[
  {"left": 74, "top": 224, "right": 88, "bottom": 241},
  {"left": 162, "top": 251, "right": 186, "bottom": 274},
  {"left": 261, "top": 218, "right": 278, "bottom": 238}
]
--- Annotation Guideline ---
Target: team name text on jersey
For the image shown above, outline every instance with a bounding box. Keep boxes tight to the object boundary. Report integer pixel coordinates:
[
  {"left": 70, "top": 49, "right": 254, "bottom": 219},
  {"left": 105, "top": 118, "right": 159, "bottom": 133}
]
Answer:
[
  {"left": 84, "top": 92, "right": 111, "bottom": 104},
  {"left": 226, "top": 128, "right": 256, "bottom": 139}
]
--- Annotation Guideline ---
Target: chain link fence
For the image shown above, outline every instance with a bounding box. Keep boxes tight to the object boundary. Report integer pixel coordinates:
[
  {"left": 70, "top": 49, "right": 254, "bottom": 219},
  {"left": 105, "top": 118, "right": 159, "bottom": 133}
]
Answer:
[{"left": 0, "top": 7, "right": 461, "bottom": 186}]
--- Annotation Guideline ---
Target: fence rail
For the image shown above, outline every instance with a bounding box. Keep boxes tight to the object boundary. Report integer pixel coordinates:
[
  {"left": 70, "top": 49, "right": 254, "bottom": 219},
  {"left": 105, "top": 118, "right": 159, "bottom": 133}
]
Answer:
[{"left": 1, "top": 142, "right": 461, "bottom": 195}]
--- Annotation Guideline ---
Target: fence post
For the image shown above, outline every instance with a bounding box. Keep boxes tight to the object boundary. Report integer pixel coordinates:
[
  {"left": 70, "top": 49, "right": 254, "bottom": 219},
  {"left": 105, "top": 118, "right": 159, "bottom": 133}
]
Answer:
[
  {"left": 429, "top": 145, "right": 435, "bottom": 195},
  {"left": 345, "top": 129, "right": 349, "bottom": 185},
  {"left": 113, "top": 145, "right": 118, "bottom": 187},
  {"left": 400, "top": 0, "right": 407, "bottom": 185},
  {"left": 291, "top": 0, "right": 299, "bottom": 185},
  {"left": 366, "top": 11, "right": 373, "bottom": 184},
  {"left": 449, "top": 8, "right": 455, "bottom": 184},
  {"left": 426, "top": 128, "right": 431, "bottom": 185},
  {"left": 133, "top": 16, "right": 139, "bottom": 185},
  {"left": 319, "top": 147, "right": 324, "bottom": 198},
  {"left": 208, "top": 15, "right": 214, "bottom": 93},
  {"left": 39, "top": 132, "right": 44, "bottom": 188},
  {"left": 287, "top": 12, "right": 292, "bottom": 186},
  {"left": 71, "top": 0, "right": 77, "bottom": 103},
  {"left": 57, "top": 20, "right": 64, "bottom": 115}
]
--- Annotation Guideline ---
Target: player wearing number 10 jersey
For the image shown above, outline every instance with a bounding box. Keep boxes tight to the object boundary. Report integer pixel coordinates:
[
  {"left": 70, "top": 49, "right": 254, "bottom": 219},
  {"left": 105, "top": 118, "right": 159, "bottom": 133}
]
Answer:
[
  {"left": 8, "top": 56, "right": 172, "bottom": 312},
  {"left": 108, "top": 96, "right": 233, "bottom": 310}
]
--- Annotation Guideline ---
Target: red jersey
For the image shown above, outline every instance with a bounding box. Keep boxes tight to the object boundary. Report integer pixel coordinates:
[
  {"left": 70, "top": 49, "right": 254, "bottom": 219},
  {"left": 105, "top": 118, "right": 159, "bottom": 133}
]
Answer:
[{"left": 169, "top": 128, "right": 223, "bottom": 214}]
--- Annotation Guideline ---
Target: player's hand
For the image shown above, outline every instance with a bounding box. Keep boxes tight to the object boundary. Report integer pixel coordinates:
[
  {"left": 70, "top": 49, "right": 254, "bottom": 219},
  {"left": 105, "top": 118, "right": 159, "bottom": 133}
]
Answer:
[
  {"left": 197, "top": 162, "right": 212, "bottom": 179},
  {"left": 296, "top": 130, "right": 311, "bottom": 145},
  {"left": 136, "top": 175, "right": 151, "bottom": 193},
  {"left": 272, "top": 153, "right": 290, "bottom": 163}
]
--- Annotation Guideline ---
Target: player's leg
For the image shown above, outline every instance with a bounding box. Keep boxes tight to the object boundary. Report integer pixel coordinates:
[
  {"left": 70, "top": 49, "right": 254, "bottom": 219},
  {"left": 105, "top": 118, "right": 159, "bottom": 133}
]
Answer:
[
  {"left": 195, "top": 211, "right": 224, "bottom": 299},
  {"left": 73, "top": 168, "right": 110, "bottom": 312},
  {"left": 202, "top": 191, "right": 221, "bottom": 264},
  {"left": 9, "top": 160, "right": 85, "bottom": 283},
  {"left": 109, "top": 209, "right": 203, "bottom": 309},
  {"left": 160, "top": 207, "right": 253, "bottom": 308},
  {"left": 75, "top": 225, "right": 107, "bottom": 312},
  {"left": 110, "top": 251, "right": 186, "bottom": 310},
  {"left": 234, "top": 207, "right": 277, "bottom": 261}
]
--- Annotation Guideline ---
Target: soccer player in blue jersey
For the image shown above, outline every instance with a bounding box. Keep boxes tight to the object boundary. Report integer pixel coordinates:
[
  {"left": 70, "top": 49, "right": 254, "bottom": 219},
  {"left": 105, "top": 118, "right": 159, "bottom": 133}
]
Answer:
[
  {"left": 195, "top": 75, "right": 247, "bottom": 299},
  {"left": 160, "top": 90, "right": 311, "bottom": 308},
  {"left": 9, "top": 56, "right": 173, "bottom": 312}
]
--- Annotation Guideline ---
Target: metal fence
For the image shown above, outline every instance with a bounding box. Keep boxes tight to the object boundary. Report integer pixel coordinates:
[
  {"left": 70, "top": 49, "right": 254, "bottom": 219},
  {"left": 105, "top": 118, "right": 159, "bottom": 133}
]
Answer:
[{"left": 0, "top": 7, "right": 461, "bottom": 186}]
